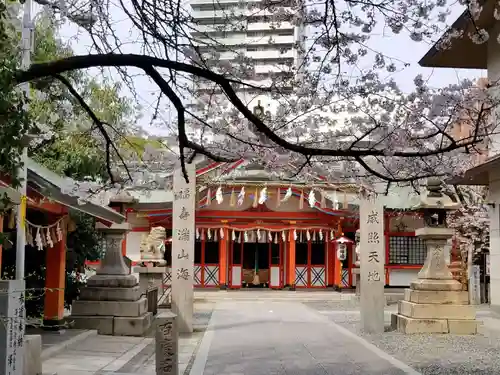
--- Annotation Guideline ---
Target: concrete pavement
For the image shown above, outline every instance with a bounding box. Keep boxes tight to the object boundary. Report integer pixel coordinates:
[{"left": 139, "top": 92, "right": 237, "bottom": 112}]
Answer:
[{"left": 190, "top": 300, "right": 419, "bottom": 375}]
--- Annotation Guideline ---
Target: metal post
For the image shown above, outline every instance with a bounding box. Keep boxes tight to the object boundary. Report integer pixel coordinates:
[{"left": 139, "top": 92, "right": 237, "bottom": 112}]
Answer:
[{"left": 15, "top": 0, "right": 32, "bottom": 281}]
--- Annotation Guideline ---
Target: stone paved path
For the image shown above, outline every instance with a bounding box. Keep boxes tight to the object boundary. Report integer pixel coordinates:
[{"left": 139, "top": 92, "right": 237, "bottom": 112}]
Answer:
[{"left": 190, "top": 300, "right": 420, "bottom": 375}]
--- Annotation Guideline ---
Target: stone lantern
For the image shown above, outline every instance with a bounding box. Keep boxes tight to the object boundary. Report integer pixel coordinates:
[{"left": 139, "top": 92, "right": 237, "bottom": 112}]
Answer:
[{"left": 391, "top": 177, "right": 479, "bottom": 334}]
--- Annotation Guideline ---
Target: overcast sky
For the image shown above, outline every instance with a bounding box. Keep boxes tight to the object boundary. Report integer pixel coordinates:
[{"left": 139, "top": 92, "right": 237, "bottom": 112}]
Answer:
[{"left": 55, "top": 1, "right": 485, "bottom": 136}]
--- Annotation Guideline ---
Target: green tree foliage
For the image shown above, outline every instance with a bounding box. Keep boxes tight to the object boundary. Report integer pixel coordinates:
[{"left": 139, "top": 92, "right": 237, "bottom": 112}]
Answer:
[{"left": 0, "top": 11, "right": 137, "bottom": 319}]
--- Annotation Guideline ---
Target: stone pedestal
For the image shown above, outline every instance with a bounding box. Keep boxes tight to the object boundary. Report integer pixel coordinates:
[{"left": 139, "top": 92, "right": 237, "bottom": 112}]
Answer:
[
  {"left": 134, "top": 266, "right": 169, "bottom": 306},
  {"left": 392, "top": 227, "right": 479, "bottom": 334},
  {"left": 70, "top": 223, "right": 152, "bottom": 336},
  {"left": 351, "top": 267, "right": 360, "bottom": 296},
  {"left": 155, "top": 311, "right": 178, "bottom": 375}
]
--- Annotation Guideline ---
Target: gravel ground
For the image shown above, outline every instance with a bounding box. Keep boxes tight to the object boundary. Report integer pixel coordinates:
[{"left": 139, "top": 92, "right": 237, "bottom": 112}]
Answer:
[{"left": 307, "top": 302, "right": 500, "bottom": 375}]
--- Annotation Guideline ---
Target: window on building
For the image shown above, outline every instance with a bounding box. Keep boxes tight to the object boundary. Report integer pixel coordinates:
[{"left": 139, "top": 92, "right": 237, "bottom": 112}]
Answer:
[
  {"left": 204, "top": 239, "right": 219, "bottom": 264},
  {"left": 232, "top": 242, "right": 242, "bottom": 264},
  {"left": 195, "top": 239, "right": 202, "bottom": 264},
  {"left": 270, "top": 243, "right": 280, "bottom": 265},
  {"left": 295, "top": 242, "right": 308, "bottom": 265},
  {"left": 310, "top": 240, "right": 325, "bottom": 265},
  {"left": 389, "top": 236, "right": 426, "bottom": 265}
]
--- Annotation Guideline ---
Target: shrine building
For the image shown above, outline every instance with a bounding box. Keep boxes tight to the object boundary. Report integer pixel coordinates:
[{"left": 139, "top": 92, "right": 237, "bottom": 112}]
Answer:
[{"left": 110, "top": 159, "right": 429, "bottom": 289}]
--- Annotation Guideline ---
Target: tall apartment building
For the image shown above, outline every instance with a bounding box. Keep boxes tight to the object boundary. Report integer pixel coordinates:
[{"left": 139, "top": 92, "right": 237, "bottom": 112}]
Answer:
[{"left": 189, "top": 0, "right": 305, "bottom": 114}]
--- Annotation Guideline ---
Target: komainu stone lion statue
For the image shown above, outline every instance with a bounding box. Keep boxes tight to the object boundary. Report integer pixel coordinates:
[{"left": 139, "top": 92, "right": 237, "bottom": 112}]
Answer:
[{"left": 140, "top": 226, "right": 167, "bottom": 264}]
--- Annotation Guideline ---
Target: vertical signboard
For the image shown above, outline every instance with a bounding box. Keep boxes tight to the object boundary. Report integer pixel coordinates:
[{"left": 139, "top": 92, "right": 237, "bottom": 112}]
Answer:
[
  {"left": 171, "top": 163, "right": 196, "bottom": 333},
  {"left": 359, "top": 196, "right": 385, "bottom": 333},
  {"left": 0, "top": 280, "right": 25, "bottom": 375}
]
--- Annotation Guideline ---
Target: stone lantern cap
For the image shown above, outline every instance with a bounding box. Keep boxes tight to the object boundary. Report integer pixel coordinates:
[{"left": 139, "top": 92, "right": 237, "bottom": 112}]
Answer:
[{"left": 412, "top": 177, "right": 461, "bottom": 212}]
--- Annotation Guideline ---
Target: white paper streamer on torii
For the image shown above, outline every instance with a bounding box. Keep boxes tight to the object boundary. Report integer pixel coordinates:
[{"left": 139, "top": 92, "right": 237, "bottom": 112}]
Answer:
[
  {"left": 282, "top": 230, "right": 286, "bottom": 242},
  {"left": 232, "top": 230, "right": 236, "bottom": 241},
  {"left": 268, "top": 231, "right": 272, "bottom": 242},
  {"left": 215, "top": 186, "right": 224, "bottom": 204},
  {"left": 237, "top": 187, "right": 246, "bottom": 206},
  {"left": 196, "top": 228, "right": 200, "bottom": 240},
  {"left": 308, "top": 190, "right": 316, "bottom": 207},
  {"left": 282, "top": 186, "right": 292, "bottom": 202},
  {"left": 244, "top": 231, "right": 249, "bottom": 243},
  {"left": 306, "top": 230, "right": 311, "bottom": 241},
  {"left": 330, "top": 230, "right": 334, "bottom": 240},
  {"left": 319, "top": 230, "right": 323, "bottom": 241},
  {"left": 35, "top": 228, "right": 43, "bottom": 250},
  {"left": 56, "top": 222, "right": 62, "bottom": 241},
  {"left": 258, "top": 187, "right": 268, "bottom": 205},
  {"left": 207, "top": 228, "right": 212, "bottom": 240},
  {"left": 46, "top": 229, "right": 54, "bottom": 248},
  {"left": 256, "top": 229, "right": 261, "bottom": 240},
  {"left": 294, "top": 229, "right": 297, "bottom": 240},
  {"left": 219, "top": 228, "right": 224, "bottom": 239}
]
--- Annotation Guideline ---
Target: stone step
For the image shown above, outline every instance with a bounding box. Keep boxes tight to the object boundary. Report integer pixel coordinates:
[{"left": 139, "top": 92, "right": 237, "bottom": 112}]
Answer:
[
  {"left": 69, "top": 313, "right": 153, "bottom": 336},
  {"left": 71, "top": 297, "right": 148, "bottom": 317},
  {"left": 398, "top": 300, "right": 476, "bottom": 320},
  {"left": 391, "top": 313, "right": 479, "bottom": 335},
  {"left": 79, "top": 285, "right": 143, "bottom": 301},
  {"left": 404, "top": 289, "right": 469, "bottom": 304}
]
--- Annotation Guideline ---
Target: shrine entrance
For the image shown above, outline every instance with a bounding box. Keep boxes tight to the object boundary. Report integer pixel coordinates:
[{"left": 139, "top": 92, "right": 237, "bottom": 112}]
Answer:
[
  {"left": 242, "top": 241, "right": 270, "bottom": 287},
  {"left": 295, "top": 232, "right": 327, "bottom": 288}
]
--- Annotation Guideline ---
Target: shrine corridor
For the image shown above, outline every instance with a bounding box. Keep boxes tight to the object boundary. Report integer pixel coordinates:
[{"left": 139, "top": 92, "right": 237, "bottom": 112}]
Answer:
[{"left": 190, "top": 300, "right": 420, "bottom": 375}]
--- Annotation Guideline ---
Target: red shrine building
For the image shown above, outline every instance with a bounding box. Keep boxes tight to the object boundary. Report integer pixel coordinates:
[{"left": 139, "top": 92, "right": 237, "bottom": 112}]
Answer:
[{"left": 114, "top": 160, "right": 428, "bottom": 289}]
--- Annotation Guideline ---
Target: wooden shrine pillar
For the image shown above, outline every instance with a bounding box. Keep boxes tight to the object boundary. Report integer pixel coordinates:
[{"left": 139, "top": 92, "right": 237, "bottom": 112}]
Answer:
[
  {"left": 43, "top": 234, "right": 66, "bottom": 330},
  {"left": 219, "top": 227, "right": 228, "bottom": 289},
  {"left": 333, "top": 241, "right": 342, "bottom": 288},
  {"left": 288, "top": 229, "right": 296, "bottom": 290}
]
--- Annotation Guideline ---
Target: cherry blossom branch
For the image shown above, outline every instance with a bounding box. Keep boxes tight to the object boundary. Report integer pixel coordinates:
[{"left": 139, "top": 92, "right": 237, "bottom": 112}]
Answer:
[{"left": 17, "top": 53, "right": 487, "bottom": 161}]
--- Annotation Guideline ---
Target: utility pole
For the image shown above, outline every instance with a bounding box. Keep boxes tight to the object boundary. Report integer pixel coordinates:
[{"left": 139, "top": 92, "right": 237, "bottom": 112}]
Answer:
[{"left": 16, "top": 0, "right": 33, "bottom": 281}]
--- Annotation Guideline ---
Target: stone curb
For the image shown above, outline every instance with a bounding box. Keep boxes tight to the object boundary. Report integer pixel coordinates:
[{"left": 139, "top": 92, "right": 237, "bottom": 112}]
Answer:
[{"left": 41, "top": 330, "right": 98, "bottom": 361}]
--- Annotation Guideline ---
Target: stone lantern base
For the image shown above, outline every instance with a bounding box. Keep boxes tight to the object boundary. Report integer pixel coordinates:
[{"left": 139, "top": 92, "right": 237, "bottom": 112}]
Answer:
[
  {"left": 391, "top": 282, "right": 479, "bottom": 334},
  {"left": 391, "top": 227, "right": 479, "bottom": 335}
]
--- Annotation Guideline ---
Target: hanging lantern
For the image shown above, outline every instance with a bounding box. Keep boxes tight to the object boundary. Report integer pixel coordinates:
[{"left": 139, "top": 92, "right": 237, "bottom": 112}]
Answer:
[
  {"left": 258, "top": 187, "right": 268, "bottom": 205},
  {"left": 215, "top": 186, "right": 224, "bottom": 204},
  {"left": 237, "top": 187, "right": 245, "bottom": 206},
  {"left": 308, "top": 190, "right": 316, "bottom": 207},
  {"left": 335, "top": 236, "right": 354, "bottom": 261},
  {"left": 282, "top": 186, "right": 292, "bottom": 202}
]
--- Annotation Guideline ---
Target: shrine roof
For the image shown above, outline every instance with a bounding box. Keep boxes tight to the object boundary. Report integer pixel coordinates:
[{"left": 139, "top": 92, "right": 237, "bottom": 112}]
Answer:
[
  {"left": 419, "top": 2, "right": 495, "bottom": 69},
  {"left": 27, "top": 159, "right": 126, "bottom": 223}
]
